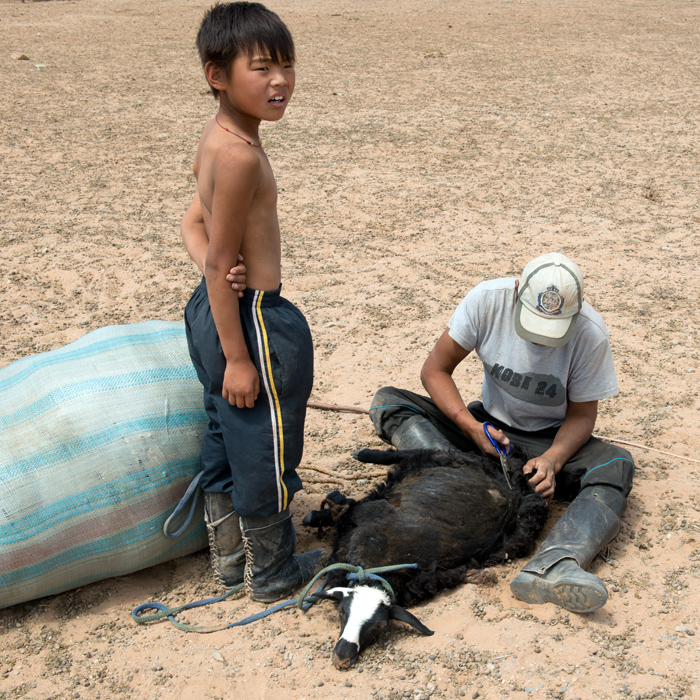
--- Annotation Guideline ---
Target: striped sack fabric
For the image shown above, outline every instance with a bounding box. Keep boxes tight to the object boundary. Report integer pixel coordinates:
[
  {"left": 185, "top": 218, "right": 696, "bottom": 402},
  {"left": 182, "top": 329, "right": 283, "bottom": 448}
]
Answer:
[{"left": 0, "top": 321, "right": 208, "bottom": 609}]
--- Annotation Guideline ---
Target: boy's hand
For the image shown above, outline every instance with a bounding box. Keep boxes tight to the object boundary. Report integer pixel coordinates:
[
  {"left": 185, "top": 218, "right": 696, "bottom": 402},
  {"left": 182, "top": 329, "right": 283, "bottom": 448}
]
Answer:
[
  {"left": 222, "top": 357, "right": 260, "bottom": 408},
  {"left": 226, "top": 254, "right": 247, "bottom": 298}
]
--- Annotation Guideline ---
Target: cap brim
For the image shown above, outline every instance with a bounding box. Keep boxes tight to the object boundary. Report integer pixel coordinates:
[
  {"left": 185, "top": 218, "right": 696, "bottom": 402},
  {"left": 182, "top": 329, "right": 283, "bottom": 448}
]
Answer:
[{"left": 514, "top": 299, "right": 578, "bottom": 348}]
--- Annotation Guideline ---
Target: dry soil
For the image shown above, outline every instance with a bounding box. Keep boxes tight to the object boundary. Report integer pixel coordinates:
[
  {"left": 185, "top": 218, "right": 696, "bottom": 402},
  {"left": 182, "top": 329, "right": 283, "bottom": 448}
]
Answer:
[{"left": 1, "top": 1, "right": 699, "bottom": 699}]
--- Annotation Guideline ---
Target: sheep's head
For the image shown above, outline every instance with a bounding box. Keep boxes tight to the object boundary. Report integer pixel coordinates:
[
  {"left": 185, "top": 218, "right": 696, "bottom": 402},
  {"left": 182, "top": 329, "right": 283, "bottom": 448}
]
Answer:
[{"left": 314, "top": 585, "right": 434, "bottom": 669}]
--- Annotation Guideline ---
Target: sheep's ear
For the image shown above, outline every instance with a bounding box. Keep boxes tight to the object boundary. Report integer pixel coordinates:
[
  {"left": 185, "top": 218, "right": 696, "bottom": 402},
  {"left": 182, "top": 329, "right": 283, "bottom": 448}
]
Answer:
[
  {"left": 388, "top": 605, "right": 434, "bottom": 636},
  {"left": 314, "top": 587, "right": 352, "bottom": 602}
]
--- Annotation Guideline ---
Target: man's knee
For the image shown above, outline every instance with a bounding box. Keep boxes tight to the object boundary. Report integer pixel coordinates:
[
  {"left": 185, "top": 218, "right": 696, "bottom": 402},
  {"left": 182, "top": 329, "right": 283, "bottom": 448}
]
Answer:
[
  {"left": 581, "top": 445, "right": 635, "bottom": 496},
  {"left": 369, "top": 386, "right": 407, "bottom": 441},
  {"left": 370, "top": 386, "right": 402, "bottom": 410}
]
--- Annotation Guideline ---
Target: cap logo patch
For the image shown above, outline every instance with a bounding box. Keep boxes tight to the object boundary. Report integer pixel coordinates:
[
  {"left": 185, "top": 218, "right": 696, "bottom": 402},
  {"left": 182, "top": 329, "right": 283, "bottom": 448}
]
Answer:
[{"left": 536, "top": 286, "right": 564, "bottom": 316}]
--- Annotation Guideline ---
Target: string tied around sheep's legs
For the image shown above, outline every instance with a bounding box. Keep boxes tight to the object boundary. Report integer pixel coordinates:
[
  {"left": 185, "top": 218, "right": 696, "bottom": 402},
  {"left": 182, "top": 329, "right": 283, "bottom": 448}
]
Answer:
[{"left": 297, "top": 562, "right": 419, "bottom": 606}]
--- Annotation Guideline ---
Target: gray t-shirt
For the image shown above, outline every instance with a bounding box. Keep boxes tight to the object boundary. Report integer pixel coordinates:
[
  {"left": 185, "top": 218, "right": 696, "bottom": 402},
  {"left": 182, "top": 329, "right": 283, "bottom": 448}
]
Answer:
[{"left": 447, "top": 277, "right": 619, "bottom": 431}]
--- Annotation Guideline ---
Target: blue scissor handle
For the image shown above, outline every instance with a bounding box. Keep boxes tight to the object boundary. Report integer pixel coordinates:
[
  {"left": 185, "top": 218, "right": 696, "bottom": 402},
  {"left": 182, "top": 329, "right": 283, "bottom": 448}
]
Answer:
[{"left": 483, "top": 421, "right": 512, "bottom": 457}]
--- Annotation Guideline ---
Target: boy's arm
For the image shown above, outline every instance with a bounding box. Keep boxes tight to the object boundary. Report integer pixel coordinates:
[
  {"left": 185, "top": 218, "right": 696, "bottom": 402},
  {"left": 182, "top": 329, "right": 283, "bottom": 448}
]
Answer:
[
  {"left": 205, "top": 145, "right": 261, "bottom": 408},
  {"left": 181, "top": 191, "right": 209, "bottom": 273},
  {"left": 181, "top": 190, "right": 248, "bottom": 297}
]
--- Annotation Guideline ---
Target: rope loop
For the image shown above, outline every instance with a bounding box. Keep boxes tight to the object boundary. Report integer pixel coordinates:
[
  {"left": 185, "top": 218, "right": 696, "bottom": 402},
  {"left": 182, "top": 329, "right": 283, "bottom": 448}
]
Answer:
[
  {"left": 163, "top": 472, "right": 203, "bottom": 539},
  {"left": 131, "top": 562, "right": 419, "bottom": 632},
  {"left": 131, "top": 584, "right": 244, "bottom": 631}
]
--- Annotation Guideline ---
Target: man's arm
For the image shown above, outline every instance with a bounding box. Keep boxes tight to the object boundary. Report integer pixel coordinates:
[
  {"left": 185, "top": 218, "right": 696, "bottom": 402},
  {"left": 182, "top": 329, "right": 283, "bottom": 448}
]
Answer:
[
  {"left": 205, "top": 145, "right": 261, "bottom": 408},
  {"left": 523, "top": 400, "right": 598, "bottom": 499},
  {"left": 420, "top": 329, "right": 508, "bottom": 457},
  {"left": 181, "top": 190, "right": 248, "bottom": 297}
]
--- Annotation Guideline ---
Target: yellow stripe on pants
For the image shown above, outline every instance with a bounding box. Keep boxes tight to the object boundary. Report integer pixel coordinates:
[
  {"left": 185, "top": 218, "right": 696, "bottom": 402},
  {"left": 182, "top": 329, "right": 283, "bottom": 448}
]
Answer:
[{"left": 256, "top": 291, "right": 288, "bottom": 509}]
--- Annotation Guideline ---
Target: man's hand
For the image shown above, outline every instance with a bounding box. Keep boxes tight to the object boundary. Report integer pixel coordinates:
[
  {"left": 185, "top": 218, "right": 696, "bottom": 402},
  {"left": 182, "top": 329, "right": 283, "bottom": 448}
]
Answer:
[
  {"left": 466, "top": 421, "right": 510, "bottom": 459},
  {"left": 222, "top": 357, "right": 260, "bottom": 408},
  {"left": 523, "top": 455, "right": 556, "bottom": 499},
  {"left": 226, "top": 254, "right": 247, "bottom": 298},
  {"left": 521, "top": 400, "right": 597, "bottom": 499}
]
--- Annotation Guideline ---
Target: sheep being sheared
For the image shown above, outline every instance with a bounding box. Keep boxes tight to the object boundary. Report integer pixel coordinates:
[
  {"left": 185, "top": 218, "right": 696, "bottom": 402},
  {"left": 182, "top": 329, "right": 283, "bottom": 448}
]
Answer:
[{"left": 303, "top": 446, "right": 548, "bottom": 669}]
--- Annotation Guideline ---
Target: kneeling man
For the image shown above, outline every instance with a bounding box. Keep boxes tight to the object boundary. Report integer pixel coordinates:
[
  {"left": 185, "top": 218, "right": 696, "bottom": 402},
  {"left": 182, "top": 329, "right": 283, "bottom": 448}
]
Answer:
[{"left": 370, "top": 252, "right": 634, "bottom": 614}]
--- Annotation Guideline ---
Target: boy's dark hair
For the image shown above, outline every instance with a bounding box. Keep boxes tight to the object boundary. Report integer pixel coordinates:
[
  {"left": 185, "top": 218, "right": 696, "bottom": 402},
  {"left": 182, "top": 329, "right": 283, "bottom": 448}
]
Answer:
[{"left": 197, "top": 2, "right": 295, "bottom": 100}]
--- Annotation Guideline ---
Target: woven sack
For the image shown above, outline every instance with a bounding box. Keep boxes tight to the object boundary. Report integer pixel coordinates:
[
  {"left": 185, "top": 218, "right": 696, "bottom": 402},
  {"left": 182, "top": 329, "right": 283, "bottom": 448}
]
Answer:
[{"left": 0, "top": 321, "right": 208, "bottom": 609}]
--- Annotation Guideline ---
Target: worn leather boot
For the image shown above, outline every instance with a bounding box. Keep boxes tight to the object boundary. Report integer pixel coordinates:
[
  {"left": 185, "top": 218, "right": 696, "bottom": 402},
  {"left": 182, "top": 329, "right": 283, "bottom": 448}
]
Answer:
[
  {"left": 391, "top": 414, "right": 455, "bottom": 451},
  {"left": 510, "top": 485, "right": 625, "bottom": 613},
  {"left": 241, "top": 509, "right": 328, "bottom": 603},
  {"left": 204, "top": 492, "right": 245, "bottom": 588}
]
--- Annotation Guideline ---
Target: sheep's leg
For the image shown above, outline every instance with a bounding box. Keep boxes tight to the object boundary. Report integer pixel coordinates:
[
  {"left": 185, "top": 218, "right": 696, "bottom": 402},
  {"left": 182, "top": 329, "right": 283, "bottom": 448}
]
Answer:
[
  {"left": 352, "top": 448, "right": 416, "bottom": 465},
  {"left": 510, "top": 485, "right": 625, "bottom": 614}
]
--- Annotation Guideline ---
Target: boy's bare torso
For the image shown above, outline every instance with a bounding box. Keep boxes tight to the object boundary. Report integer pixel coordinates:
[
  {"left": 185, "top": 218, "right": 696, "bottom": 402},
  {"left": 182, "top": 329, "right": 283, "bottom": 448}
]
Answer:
[
  {"left": 182, "top": 46, "right": 295, "bottom": 406},
  {"left": 194, "top": 118, "right": 281, "bottom": 291}
]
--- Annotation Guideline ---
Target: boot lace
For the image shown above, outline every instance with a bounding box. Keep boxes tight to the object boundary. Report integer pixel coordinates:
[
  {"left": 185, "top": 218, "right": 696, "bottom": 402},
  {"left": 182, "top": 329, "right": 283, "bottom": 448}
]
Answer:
[{"left": 243, "top": 533, "right": 255, "bottom": 593}]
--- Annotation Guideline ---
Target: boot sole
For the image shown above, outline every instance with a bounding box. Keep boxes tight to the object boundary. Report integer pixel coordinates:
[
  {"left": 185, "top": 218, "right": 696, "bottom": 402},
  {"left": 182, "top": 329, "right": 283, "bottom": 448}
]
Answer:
[
  {"left": 251, "top": 591, "right": 285, "bottom": 604},
  {"left": 511, "top": 572, "right": 607, "bottom": 614}
]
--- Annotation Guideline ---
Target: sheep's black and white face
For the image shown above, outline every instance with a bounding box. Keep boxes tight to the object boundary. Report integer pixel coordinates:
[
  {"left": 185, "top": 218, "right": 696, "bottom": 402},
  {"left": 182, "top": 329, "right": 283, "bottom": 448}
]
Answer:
[
  {"left": 330, "top": 586, "right": 392, "bottom": 669},
  {"left": 316, "top": 585, "right": 434, "bottom": 669}
]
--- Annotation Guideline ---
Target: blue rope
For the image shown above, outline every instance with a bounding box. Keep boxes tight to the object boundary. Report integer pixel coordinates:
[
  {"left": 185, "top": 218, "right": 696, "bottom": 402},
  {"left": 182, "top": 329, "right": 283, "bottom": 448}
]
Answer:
[
  {"left": 132, "top": 584, "right": 242, "bottom": 630},
  {"left": 163, "top": 471, "right": 202, "bottom": 538},
  {"left": 296, "top": 562, "right": 418, "bottom": 605},
  {"left": 131, "top": 579, "right": 326, "bottom": 633},
  {"left": 347, "top": 571, "right": 395, "bottom": 583},
  {"left": 131, "top": 562, "right": 419, "bottom": 633}
]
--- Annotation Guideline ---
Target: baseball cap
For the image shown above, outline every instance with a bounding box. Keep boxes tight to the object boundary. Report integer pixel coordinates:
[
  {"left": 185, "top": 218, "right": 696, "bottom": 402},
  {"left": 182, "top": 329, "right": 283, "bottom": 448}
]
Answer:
[{"left": 514, "top": 252, "right": 583, "bottom": 347}]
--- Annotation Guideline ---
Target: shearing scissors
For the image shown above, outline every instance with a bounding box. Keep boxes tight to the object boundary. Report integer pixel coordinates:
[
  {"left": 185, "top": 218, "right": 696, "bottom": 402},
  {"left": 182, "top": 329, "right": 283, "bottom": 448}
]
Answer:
[{"left": 483, "top": 421, "right": 514, "bottom": 490}]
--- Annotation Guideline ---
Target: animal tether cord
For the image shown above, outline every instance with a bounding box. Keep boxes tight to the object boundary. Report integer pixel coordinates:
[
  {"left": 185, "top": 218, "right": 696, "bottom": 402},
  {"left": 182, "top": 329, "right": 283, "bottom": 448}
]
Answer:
[{"left": 130, "top": 562, "right": 417, "bottom": 634}]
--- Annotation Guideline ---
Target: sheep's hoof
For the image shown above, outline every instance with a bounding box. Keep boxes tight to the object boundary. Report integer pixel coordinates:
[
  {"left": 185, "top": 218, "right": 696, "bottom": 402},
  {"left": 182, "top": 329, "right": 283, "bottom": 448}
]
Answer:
[{"left": 510, "top": 560, "right": 607, "bottom": 614}]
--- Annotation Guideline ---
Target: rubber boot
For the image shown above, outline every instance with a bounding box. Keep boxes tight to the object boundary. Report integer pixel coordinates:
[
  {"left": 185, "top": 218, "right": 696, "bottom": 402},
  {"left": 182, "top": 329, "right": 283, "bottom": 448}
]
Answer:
[
  {"left": 204, "top": 492, "right": 245, "bottom": 588},
  {"left": 241, "top": 509, "right": 328, "bottom": 603},
  {"left": 391, "top": 414, "right": 455, "bottom": 451},
  {"left": 510, "top": 485, "right": 625, "bottom": 614}
]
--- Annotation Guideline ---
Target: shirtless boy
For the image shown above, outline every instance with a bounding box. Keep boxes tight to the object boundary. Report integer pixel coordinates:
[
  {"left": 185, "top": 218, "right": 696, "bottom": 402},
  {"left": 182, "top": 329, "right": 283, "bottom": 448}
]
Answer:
[{"left": 181, "top": 2, "right": 326, "bottom": 603}]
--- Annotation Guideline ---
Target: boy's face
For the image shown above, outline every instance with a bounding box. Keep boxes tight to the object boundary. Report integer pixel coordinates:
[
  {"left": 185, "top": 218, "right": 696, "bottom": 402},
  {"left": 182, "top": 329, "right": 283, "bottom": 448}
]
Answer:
[{"left": 220, "top": 48, "right": 295, "bottom": 122}]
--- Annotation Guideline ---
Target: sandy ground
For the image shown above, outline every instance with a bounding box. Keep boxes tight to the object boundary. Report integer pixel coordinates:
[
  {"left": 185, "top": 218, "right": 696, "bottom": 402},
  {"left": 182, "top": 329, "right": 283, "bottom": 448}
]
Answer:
[{"left": 2, "top": 0, "right": 700, "bottom": 698}]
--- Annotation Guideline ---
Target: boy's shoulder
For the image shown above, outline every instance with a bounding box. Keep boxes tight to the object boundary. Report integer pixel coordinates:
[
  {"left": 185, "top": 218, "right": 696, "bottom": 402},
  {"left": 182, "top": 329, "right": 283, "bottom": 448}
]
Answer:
[
  {"left": 203, "top": 118, "right": 261, "bottom": 160},
  {"left": 196, "top": 118, "right": 263, "bottom": 181},
  {"left": 215, "top": 138, "right": 262, "bottom": 174}
]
